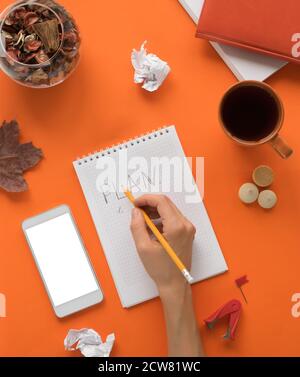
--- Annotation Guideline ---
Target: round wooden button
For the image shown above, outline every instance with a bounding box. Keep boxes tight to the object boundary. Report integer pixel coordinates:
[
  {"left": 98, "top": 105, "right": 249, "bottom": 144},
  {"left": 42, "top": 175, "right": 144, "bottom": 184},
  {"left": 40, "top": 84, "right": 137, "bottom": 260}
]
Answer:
[
  {"left": 258, "top": 190, "right": 277, "bottom": 209},
  {"left": 252, "top": 165, "right": 274, "bottom": 187},
  {"left": 239, "top": 183, "right": 259, "bottom": 204}
]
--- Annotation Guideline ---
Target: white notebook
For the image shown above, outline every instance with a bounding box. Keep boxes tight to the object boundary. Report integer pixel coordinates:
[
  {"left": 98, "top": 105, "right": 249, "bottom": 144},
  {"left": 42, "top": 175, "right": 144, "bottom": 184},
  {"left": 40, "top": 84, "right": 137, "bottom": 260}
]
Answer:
[
  {"left": 178, "top": 0, "right": 287, "bottom": 81},
  {"left": 73, "top": 126, "right": 228, "bottom": 308}
]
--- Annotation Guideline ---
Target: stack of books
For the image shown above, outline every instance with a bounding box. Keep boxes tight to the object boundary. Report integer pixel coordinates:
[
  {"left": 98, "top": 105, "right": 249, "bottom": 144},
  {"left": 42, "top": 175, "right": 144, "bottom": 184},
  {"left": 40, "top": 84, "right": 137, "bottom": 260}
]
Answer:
[{"left": 178, "top": 0, "right": 287, "bottom": 81}]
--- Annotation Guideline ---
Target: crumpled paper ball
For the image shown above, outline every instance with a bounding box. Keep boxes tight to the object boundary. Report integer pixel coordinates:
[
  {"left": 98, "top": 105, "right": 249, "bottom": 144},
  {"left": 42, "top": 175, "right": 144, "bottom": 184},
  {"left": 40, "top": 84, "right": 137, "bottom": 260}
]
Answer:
[
  {"left": 131, "top": 41, "right": 171, "bottom": 92},
  {"left": 64, "top": 328, "right": 115, "bottom": 357}
]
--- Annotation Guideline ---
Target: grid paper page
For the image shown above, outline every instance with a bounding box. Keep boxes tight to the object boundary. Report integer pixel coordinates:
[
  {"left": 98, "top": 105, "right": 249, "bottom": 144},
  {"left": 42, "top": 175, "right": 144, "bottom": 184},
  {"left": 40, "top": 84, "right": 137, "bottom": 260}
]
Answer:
[{"left": 73, "top": 126, "right": 228, "bottom": 307}]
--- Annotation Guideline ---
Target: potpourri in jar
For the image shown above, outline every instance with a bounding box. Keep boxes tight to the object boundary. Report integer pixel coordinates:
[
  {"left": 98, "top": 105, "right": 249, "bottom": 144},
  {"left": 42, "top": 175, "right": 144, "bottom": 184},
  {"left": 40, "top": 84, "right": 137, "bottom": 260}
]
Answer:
[{"left": 0, "top": 0, "right": 80, "bottom": 88}]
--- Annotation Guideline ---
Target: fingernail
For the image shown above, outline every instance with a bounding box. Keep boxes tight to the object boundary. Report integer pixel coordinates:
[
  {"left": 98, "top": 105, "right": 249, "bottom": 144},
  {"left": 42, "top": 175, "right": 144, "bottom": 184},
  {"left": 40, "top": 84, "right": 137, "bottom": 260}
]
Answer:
[{"left": 132, "top": 208, "right": 140, "bottom": 219}]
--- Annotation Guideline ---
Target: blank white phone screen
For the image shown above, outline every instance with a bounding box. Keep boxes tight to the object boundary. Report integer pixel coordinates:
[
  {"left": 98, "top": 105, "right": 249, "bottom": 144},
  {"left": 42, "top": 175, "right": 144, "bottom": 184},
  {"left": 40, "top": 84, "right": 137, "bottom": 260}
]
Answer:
[{"left": 25, "top": 213, "right": 99, "bottom": 306}]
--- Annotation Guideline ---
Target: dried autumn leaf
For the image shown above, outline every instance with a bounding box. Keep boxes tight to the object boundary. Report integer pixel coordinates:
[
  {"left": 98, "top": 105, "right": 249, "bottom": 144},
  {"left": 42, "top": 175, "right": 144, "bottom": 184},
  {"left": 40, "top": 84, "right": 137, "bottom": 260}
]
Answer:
[
  {"left": 33, "top": 19, "right": 60, "bottom": 52},
  {"left": 0, "top": 120, "right": 43, "bottom": 192},
  {"left": 17, "top": 142, "right": 43, "bottom": 172},
  {"left": 0, "top": 120, "right": 19, "bottom": 151},
  {"left": 0, "top": 157, "right": 27, "bottom": 192},
  {"left": 30, "top": 68, "right": 49, "bottom": 84}
]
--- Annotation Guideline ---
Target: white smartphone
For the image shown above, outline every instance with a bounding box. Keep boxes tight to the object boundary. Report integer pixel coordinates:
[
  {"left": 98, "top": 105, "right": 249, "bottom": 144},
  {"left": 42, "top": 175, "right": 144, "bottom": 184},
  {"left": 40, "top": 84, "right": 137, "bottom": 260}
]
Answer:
[{"left": 22, "top": 205, "right": 103, "bottom": 318}]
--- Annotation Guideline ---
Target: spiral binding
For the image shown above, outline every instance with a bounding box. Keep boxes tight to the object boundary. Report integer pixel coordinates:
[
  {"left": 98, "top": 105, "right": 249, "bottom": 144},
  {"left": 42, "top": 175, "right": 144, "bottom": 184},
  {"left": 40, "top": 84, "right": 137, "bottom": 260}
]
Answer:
[{"left": 75, "top": 126, "right": 171, "bottom": 166}]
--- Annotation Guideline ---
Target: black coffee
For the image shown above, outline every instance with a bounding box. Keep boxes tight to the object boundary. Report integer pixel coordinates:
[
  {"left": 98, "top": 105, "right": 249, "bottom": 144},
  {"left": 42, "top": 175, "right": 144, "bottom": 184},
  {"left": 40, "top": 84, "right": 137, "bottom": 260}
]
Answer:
[{"left": 221, "top": 85, "right": 279, "bottom": 141}]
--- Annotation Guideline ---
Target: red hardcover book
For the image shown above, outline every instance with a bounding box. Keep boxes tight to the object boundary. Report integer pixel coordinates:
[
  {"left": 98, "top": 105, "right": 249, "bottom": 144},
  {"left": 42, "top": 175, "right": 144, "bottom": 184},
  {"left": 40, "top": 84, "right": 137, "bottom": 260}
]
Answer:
[{"left": 196, "top": 0, "right": 300, "bottom": 64}]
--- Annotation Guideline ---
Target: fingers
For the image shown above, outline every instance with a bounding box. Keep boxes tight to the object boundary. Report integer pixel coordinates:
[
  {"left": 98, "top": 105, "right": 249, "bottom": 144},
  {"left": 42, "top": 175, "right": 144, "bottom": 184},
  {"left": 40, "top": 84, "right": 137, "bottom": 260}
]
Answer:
[
  {"left": 134, "top": 195, "right": 196, "bottom": 240},
  {"left": 130, "top": 208, "right": 152, "bottom": 252},
  {"left": 141, "top": 205, "right": 160, "bottom": 220},
  {"left": 134, "top": 195, "right": 180, "bottom": 221}
]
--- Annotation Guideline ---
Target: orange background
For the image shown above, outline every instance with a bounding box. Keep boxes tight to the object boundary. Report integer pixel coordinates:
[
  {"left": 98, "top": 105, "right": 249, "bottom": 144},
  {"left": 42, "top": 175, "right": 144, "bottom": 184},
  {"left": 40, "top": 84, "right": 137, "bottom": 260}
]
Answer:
[{"left": 0, "top": 0, "right": 300, "bottom": 357}]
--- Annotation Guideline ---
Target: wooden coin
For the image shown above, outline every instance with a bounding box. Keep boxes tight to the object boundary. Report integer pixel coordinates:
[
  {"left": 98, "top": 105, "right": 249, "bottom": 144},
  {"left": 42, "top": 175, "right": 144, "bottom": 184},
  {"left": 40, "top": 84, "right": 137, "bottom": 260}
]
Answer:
[
  {"left": 258, "top": 190, "right": 277, "bottom": 209},
  {"left": 239, "top": 183, "right": 259, "bottom": 204},
  {"left": 252, "top": 165, "right": 274, "bottom": 187}
]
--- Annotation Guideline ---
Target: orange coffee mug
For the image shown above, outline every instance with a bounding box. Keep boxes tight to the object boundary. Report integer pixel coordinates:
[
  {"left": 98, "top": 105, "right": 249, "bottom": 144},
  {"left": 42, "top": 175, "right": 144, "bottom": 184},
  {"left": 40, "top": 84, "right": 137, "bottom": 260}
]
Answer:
[{"left": 219, "top": 81, "right": 293, "bottom": 159}]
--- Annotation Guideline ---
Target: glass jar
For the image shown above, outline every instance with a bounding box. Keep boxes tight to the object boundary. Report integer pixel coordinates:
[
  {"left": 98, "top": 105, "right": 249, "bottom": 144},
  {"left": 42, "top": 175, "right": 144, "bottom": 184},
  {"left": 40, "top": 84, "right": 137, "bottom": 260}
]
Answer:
[{"left": 0, "top": 0, "right": 80, "bottom": 88}]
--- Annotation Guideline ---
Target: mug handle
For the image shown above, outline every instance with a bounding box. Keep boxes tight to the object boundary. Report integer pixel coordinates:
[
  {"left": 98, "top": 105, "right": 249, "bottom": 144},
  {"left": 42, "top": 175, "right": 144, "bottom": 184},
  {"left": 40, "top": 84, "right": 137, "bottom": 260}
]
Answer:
[{"left": 270, "top": 135, "right": 293, "bottom": 159}]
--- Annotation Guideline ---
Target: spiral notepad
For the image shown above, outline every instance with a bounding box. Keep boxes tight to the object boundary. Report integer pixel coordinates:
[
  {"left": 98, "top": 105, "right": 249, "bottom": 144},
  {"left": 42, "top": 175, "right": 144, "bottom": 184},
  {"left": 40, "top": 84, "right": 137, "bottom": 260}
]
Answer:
[{"left": 73, "top": 126, "right": 228, "bottom": 308}]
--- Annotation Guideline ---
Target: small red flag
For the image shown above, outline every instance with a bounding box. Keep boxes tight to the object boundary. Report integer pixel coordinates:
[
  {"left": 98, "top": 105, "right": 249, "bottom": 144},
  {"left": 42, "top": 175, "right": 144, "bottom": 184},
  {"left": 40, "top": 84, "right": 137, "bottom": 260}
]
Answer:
[
  {"left": 235, "top": 275, "right": 249, "bottom": 288},
  {"left": 235, "top": 275, "right": 249, "bottom": 304}
]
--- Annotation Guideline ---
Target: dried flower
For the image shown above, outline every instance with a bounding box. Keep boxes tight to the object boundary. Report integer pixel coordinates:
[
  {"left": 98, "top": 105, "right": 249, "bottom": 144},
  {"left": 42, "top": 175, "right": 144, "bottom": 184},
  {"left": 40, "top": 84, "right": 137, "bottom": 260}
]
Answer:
[
  {"left": 24, "top": 34, "right": 36, "bottom": 43},
  {"left": 24, "top": 39, "right": 42, "bottom": 52},
  {"left": 24, "top": 12, "right": 40, "bottom": 27},
  {"left": 14, "top": 7, "right": 27, "bottom": 20},
  {"left": 6, "top": 47, "right": 19, "bottom": 64},
  {"left": 4, "top": 15, "right": 14, "bottom": 26},
  {"left": 34, "top": 49, "right": 49, "bottom": 63}
]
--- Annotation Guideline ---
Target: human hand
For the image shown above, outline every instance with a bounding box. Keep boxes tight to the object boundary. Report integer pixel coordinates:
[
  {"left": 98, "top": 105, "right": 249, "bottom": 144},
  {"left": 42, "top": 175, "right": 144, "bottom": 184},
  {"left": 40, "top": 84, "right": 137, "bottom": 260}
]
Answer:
[
  {"left": 130, "top": 194, "right": 203, "bottom": 356},
  {"left": 130, "top": 194, "right": 196, "bottom": 295}
]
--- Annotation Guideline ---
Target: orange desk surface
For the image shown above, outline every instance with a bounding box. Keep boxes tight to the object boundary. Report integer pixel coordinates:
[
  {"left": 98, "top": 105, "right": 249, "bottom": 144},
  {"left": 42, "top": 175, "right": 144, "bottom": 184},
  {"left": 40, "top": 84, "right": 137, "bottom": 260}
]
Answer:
[{"left": 1, "top": 0, "right": 300, "bottom": 357}]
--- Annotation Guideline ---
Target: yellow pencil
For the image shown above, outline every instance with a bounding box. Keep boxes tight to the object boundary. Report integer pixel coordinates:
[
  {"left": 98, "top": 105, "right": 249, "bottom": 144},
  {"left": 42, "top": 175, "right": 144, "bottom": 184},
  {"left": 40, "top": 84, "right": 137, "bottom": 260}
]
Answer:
[{"left": 125, "top": 190, "right": 194, "bottom": 284}]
